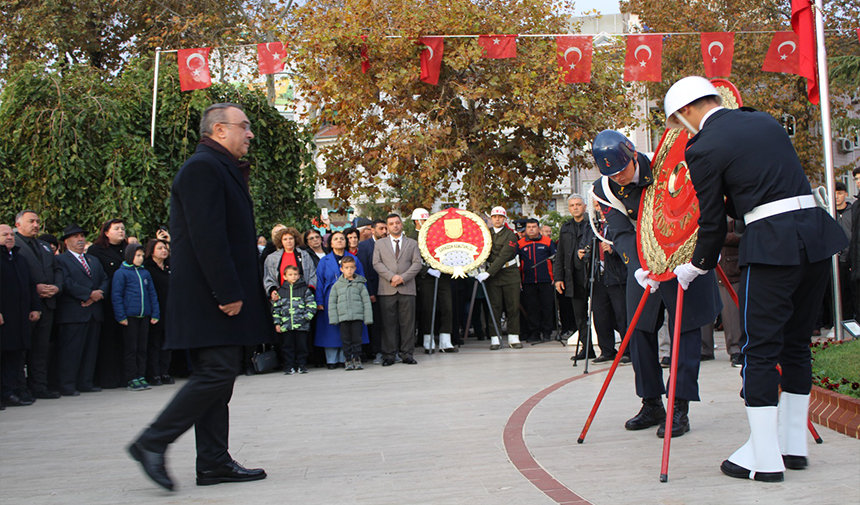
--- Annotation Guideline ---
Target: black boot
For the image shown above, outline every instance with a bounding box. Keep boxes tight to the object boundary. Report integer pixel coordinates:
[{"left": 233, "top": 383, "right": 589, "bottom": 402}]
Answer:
[
  {"left": 625, "top": 398, "right": 666, "bottom": 430},
  {"left": 657, "top": 399, "right": 691, "bottom": 438}
]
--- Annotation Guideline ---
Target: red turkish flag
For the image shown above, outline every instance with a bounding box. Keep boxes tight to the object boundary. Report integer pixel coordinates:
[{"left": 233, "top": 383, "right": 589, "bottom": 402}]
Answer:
[
  {"left": 556, "top": 35, "right": 592, "bottom": 83},
  {"left": 177, "top": 48, "right": 212, "bottom": 91},
  {"left": 360, "top": 35, "right": 370, "bottom": 74},
  {"left": 478, "top": 35, "right": 517, "bottom": 59},
  {"left": 257, "top": 42, "right": 286, "bottom": 75},
  {"left": 419, "top": 37, "right": 444, "bottom": 85},
  {"left": 762, "top": 32, "right": 801, "bottom": 76},
  {"left": 791, "top": 0, "right": 818, "bottom": 104},
  {"left": 701, "top": 32, "right": 734, "bottom": 78},
  {"left": 623, "top": 34, "right": 662, "bottom": 82}
]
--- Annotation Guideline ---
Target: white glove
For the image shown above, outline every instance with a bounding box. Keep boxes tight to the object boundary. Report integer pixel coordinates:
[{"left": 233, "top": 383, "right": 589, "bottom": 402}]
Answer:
[
  {"left": 673, "top": 263, "right": 708, "bottom": 291},
  {"left": 475, "top": 272, "right": 490, "bottom": 283},
  {"left": 634, "top": 268, "right": 660, "bottom": 293},
  {"left": 427, "top": 268, "right": 441, "bottom": 278}
]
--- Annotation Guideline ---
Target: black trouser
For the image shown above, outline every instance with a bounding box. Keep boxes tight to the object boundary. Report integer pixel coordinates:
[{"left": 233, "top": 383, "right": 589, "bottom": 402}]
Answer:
[
  {"left": 94, "top": 304, "right": 123, "bottom": 389},
  {"left": 838, "top": 261, "right": 854, "bottom": 320},
  {"left": 279, "top": 329, "right": 309, "bottom": 368},
  {"left": 24, "top": 306, "right": 54, "bottom": 392},
  {"left": 591, "top": 281, "right": 627, "bottom": 356},
  {"left": 122, "top": 317, "right": 150, "bottom": 383},
  {"left": 339, "top": 321, "right": 363, "bottom": 359},
  {"left": 739, "top": 259, "right": 830, "bottom": 406},
  {"left": 368, "top": 301, "right": 383, "bottom": 355},
  {"left": 418, "top": 275, "right": 453, "bottom": 335},
  {"left": 146, "top": 327, "right": 172, "bottom": 379},
  {"left": 570, "top": 294, "right": 589, "bottom": 349},
  {"left": 379, "top": 293, "right": 416, "bottom": 360},
  {"left": 1, "top": 350, "right": 25, "bottom": 398},
  {"left": 631, "top": 325, "right": 702, "bottom": 401},
  {"left": 59, "top": 319, "right": 101, "bottom": 394},
  {"left": 521, "top": 283, "right": 555, "bottom": 340},
  {"left": 136, "top": 345, "right": 242, "bottom": 471}
]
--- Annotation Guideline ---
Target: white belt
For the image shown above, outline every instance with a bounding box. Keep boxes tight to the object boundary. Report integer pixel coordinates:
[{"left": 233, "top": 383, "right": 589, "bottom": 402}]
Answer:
[
  {"left": 503, "top": 259, "right": 518, "bottom": 269},
  {"left": 743, "top": 195, "right": 816, "bottom": 225}
]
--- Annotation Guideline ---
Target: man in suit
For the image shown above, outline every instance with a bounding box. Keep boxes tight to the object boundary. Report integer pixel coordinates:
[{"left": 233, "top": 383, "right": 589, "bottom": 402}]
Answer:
[
  {"left": 664, "top": 76, "right": 847, "bottom": 482},
  {"left": 54, "top": 224, "right": 109, "bottom": 397},
  {"left": 475, "top": 207, "right": 522, "bottom": 350},
  {"left": 356, "top": 219, "right": 387, "bottom": 364},
  {"left": 372, "top": 213, "right": 423, "bottom": 366},
  {"left": 14, "top": 209, "right": 63, "bottom": 400},
  {"left": 592, "top": 129, "right": 721, "bottom": 439},
  {"left": 128, "top": 103, "right": 272, "bottom": 491}
]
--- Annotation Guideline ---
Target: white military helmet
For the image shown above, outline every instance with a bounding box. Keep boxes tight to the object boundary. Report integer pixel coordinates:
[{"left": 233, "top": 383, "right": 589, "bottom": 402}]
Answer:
[
  {"left": 664, "top": 76, "right": 721, "bottom": 129},
  {"left": 490, "top": 206, "right": 507, "bottom": 217},
  {"left": 410, "top": 208, "right": 430, "bottom": 221}
]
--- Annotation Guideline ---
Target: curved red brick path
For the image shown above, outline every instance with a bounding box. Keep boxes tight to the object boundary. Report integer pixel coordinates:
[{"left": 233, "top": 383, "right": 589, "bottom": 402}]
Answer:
[{"left": 503, "top": 369, "right": 609, "bottom": 505}]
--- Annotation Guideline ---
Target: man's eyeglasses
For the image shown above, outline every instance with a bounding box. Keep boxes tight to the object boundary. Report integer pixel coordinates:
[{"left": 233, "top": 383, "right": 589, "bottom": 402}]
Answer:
[{"left": 221, "top": 122, "right": 252, "bottom": 131}]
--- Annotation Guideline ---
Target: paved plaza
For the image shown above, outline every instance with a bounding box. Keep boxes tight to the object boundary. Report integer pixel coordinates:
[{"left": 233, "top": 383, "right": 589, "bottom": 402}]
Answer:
[{"left": 1, "top": 336, "right": 858, "bottom": 505}]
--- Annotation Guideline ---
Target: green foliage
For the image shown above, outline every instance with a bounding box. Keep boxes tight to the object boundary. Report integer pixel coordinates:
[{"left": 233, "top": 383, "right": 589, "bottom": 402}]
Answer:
[
  {"left": 811, "top": 338, "right": 860, "bottom": 400},
  {"left": 0, "top": 58, "right": 316, "bottom": 240}
]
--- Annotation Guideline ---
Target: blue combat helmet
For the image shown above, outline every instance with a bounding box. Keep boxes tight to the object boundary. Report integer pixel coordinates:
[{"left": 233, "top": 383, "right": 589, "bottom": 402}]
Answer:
[{"left": 592, "top": 130, "right": 636, "bottom": 176}]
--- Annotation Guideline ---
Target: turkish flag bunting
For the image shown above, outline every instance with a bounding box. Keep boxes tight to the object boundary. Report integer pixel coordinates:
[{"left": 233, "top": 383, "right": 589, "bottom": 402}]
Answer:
[
  {"left": 700, "top": 32, "right": 734, "bottom": 78},
  {"left": 762, "top": 32, "right": 802, "bottom": 76},
  {"left": 478, "top": 35, "right": 517, "bottom": 59},
  {"left": 360, "top": 35, "right": 370, "bottom": 74},
  {"left": 791, "top": 0, "right": 819, "bottom": 104},
  {"left": 623, "top": 34, "right": 662, "bottom": 82},
  {"left": 257, "top": 42, "right": 287, "bottom": 75},
  {"left": 556, "top": 35, "right": 592, "bottom": 83},
  {"left": 177, "top": 48, "right": 212, "bottom": 91},
  {"left": 419, "top": 37, "right": 444, "bottom": 85}
]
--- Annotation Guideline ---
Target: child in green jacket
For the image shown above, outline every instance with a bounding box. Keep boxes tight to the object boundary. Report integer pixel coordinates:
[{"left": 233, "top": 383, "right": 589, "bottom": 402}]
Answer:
[{"left": 327, "top": 256, "right": 373, "bottom": 370}]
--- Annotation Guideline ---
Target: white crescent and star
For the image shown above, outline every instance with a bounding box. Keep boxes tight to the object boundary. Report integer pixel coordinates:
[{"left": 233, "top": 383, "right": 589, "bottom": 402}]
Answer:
[
  {"left": 777, "top": 40, "right": 797, "bottom": 60},
  {"left": 563, "top": 46, "right": 582, "bottom": 70},
  {"left": 493, "top": 38, "right": 501, "bottom": 45},
  {"left": 266, "top": 42, "right": 282, "bottom": 59},
  {"left": 634, "top": 44, "right": 652, "bottom": 67},
  {"left": 186, "top": 53, "right": 206, "bottom": 79},
  {"left": 425, "top": 45, "right": 435, "bottom": 61}
]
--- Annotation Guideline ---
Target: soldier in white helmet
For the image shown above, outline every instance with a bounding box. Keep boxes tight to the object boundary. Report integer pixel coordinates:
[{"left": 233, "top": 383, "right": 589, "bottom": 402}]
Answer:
[
  {"left": 475, "top": 207, "right": 521, "bottom": 350},
  {"left": 412, "top": 208, "right": 458, "bottom": 353}
]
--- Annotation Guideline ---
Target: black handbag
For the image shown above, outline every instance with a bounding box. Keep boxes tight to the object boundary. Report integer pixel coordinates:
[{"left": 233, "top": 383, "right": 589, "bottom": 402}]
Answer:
[{"left": 251, "top": 345, "right": 278, "bottom": 373}]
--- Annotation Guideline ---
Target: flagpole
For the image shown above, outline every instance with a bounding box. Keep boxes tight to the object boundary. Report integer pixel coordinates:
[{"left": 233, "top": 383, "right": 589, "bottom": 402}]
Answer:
[
  {"left": 812, "top": 0, "right": 842, "bottom": 340},
  {"left": 150, "top": 48, "right": 161, "bottom": 148}
]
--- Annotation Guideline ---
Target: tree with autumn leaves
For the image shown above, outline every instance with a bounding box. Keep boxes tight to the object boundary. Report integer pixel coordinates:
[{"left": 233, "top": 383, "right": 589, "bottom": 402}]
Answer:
[
  {"left": 621, "top": 0, "right": 860, "bottom": 180},
  {"left": 283, "top": 0, "right": 639, "bottom": 213}
]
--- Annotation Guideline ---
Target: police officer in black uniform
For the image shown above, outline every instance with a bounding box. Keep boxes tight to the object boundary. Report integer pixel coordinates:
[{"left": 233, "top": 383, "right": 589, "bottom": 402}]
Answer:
[
  {"left": 591, "top": 129, "right": 721, "bottom": 439},
  {"left": 663, "top": 76, "right": 847, "bottom": 482}
]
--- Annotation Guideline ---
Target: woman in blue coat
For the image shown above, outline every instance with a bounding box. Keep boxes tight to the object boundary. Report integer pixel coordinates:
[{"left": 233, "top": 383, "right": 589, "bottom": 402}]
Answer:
[{"left": 314, "top": 231, "right": 368, "bottom": 368}]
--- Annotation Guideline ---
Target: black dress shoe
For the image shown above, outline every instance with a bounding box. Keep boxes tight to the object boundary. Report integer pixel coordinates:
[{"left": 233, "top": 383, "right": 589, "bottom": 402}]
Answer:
[
  {"left": 402, "top": 357, "right": 418, "bottom": 364},
  {"left": 79, "top": 387, "right": 102, "bottom": 393},
  {"left": 592, "top": 354, "right": 616, "bottom": 364},
  {"left": 196, "top": 460, "right": 266, "bottom": 486},
  {"left": 245, "top": 367, "right": 256, "bottom": 376},
  {"left": 161, "top": 375, "right": 175, "bottom": 385},
  {"left": 61, "top": 390, "right": 80, "bottom": 396},
  {"left": 381, "top": 359, "right": 395, "bottom": 366},
  {"left": 1, "top": 394, "right": 34, "bottom": 407},
  {"left": 783, "top": 455, "right": 808, "bottom": 469},
  {"left": 17, "top": 390, "right": 35, "bottom": 403},
  {"left": 148, "top": 376, "right": 163, "bottom": 386},
  {"left": 33, "top": 388, "right": 61, "bottom": 399},
  {"left": 700, "top": 354, "right": 715, "bottom": 361},
  {"left": 128, "top": 442, "right": 175, "bottom": 491},
  {"left": 571, "top": 350, "right": 597, "bottom": 360},
  {"left": 657, "top": 400, "right": 690, "bottom": 438},
  {"left": 625, "top": 398, "right": 666, "bottom": 430},
  {"left": 720, "top": 459, "right": 784, "bottom": 482},
  {"left": 326, "top": 364, "right": 337, "bottom": 370}
]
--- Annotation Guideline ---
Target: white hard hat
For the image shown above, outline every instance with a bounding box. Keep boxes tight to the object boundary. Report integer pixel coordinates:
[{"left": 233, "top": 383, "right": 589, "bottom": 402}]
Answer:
[
  {"left": 490, "top": 206, "right": 507, "bottom": 217},
  {"left": 410, "top": 208, "right": 430, "bottom": 221},
  {"left": 664, "top": 76, "right": 721, "bottom": 128}
]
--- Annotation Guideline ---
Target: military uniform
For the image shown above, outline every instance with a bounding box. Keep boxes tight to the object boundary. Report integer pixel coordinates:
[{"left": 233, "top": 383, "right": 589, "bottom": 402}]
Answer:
[
  {"left": 485, "top": 224, "right": 521, "bottom": 348},
  {"left": 416, "top": 264, "right": 455, "bottom": 352}
]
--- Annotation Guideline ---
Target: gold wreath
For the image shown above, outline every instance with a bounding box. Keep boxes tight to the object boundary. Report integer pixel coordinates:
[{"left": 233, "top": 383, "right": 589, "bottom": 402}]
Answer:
[{"left": 418, "top": 209, "right": 492, "bottom": 278}]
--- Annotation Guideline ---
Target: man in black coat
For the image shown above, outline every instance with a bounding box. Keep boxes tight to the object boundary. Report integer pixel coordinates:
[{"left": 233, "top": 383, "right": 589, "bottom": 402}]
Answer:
[
  {"left": 554, "top": 194, "right": 593, "bottom": 359},
  {"left": 129, "top": 103, "right": 272, "bottom": 491},
  {"left": 54, "top": 224, "right": 109, "bottom": 397},
  {"left": 664, "top": 76, "right": 847, "bottom": 482},
  {"left": 0, "top": 224, "right": 42, "bottom": 408},
  {"left": 14, "top": 209, "right": 63, "bottom": 399}
]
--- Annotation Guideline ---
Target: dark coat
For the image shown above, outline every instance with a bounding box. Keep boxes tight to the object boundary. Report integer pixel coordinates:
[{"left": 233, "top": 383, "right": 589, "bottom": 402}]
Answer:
[
  {"left": 718, "top": 219, "right": 741, "bottom": 285},
  {"left": 165, "top": 142, "right": 273, "bottom": 349},
  {"left": 272, "top": 277, "right": 316, "bottom": 332},
  {"left": 144, "top": 258, "right": 169, "bottom": 332},
  {"left": 554, "top": 217, "right": 590, "bottom": 297},
  {"left": 593, "top": 152, "right": 721, "bottom": 333},
  {"left": 355, "top": 238, "right": 379, "bottom": 297},
  {"left": 55, "top": 251, "right": 110, "bottom": 324},
  {"left": 851, "top": 200, "right": 860, "bottom": 281},
  {"left": 111, "top": 262, "right": 161, "bottom": 321},
  {"left": 486, "top": 225, "right": 519, "bottom": 286},
  {"left": 581, "top": 221, "right": 627, "bottom": 287},
  {"left": 0, "top": 245, "right": 41, "bottom": 351},
  {"left": 518, "top": 235, "right": 556, "bottom": 284},
  {"left": 686, "top": 107, "right": 847, "bottom": 269},
  {"left": 87, "top": 243, "right": 126, "bottom": 287},
  {"left": 14, "top": 232, "right": 63, "bottom": 310}
]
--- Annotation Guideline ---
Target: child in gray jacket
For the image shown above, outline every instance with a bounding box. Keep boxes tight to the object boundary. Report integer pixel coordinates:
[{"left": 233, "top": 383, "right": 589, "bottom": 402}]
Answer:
[{"left": 327, "top": 256, "right": 373, "bottom": 370}]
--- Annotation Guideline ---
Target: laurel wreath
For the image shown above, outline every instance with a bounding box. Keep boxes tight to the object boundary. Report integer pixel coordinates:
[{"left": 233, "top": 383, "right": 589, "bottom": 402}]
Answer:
[{"left": 418, "top": 209, "right": 492, "bottom": 278}]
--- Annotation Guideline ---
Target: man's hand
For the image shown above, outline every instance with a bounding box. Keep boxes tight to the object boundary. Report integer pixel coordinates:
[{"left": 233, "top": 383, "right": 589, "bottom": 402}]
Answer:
[
  {"left": 427, "top": 268, "right": 441, "bottom": 278},
  {"left": 555, "top": 281, "right": 565, "bottom": 294},
  {"left": 0, "top": 313, "right": 4, "bottom": 325},
  {"left": 119, "top": 319, "right": 128, "bottom": 326},
  {"left": 90, "top": 290, "right": 104, "bottom": 302},
  {"left": 29, "top": 311, "right": 41, "bottom": 322},
  {"left": 475, "top": 272, "right": 490, "bottom": 283},
  {"left": 150, "top": 318, "right": 158, "bottom": 325},
  {"left": 270, "top": 291, "right": 280, "bottom": 301},
  {"left": 317, "top": 305, "right": 324, "bottom": 311},
  {"left": 81, "top": 299, "right": 94, "bottom": 307},
  {"left": 370, "top": 295, "right": 377, "bottom": 303},
  {"left": 577, "top": 249, "right": 586, "bottom": 259},
  {"left": 673, "top": 263, "right": 707, "bottom": 291},
  {"left": 634, "top": 268, "right": 660, "bottom": 293},
  {"left": 390, "top": 274, "right": 404, "bottom": 287},
  {"left": 600, "top": 243, "right": 613, "bottom": 254},
  {"left": 37, "top": 284, "right": 59, "bottom": 298},
  {"left": 218, "top": 300, "right": 243, "bottom": 316}
]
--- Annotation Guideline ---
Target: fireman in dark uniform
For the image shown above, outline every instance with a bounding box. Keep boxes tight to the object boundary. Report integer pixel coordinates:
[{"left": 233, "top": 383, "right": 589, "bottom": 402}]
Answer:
[{"left": 517, "top": 219, "right": 556, "bottom": 342}]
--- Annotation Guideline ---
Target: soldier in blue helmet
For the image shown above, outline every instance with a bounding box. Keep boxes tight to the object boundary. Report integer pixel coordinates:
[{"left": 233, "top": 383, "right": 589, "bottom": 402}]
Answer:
[{"left": 591, "top": 129, "right": 721, "bottom": 439}]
